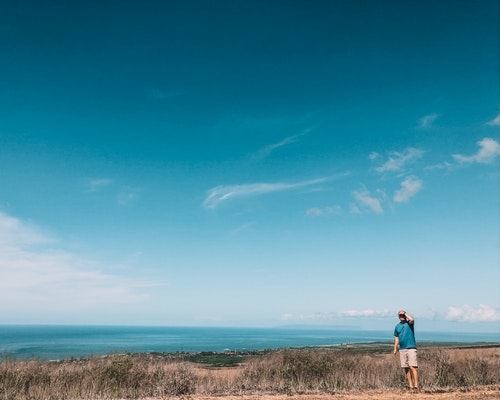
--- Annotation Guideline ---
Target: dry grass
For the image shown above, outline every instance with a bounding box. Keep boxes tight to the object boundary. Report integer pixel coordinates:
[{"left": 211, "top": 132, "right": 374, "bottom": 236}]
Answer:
[{"left": 0, "top": 345, "right": 498, "bottom": 399}]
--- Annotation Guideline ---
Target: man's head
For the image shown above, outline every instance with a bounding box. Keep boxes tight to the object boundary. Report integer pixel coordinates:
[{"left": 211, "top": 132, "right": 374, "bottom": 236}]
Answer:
[{"left": 398, "top": 311, "right": 406, "bottom": 321}]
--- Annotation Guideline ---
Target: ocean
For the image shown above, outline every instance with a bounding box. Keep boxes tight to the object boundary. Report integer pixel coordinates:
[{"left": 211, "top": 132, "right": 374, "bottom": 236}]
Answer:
[{"left": 0, "top": 325, "right": 498, "bottom": 361}]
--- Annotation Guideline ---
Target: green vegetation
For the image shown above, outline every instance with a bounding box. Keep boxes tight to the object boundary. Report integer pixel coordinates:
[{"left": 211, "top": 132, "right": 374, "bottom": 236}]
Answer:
[
  {"left": 0, "top": 345, "right": 498, "bottom": 399},
  {"left": 182, "top": 351, "right": 247, "bottom": 367}
]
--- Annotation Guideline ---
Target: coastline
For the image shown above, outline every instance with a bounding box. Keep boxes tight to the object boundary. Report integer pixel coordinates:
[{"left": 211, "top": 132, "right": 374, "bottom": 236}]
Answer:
[{"left": 1, "top": 324, "right": 498, "bottom": 362}]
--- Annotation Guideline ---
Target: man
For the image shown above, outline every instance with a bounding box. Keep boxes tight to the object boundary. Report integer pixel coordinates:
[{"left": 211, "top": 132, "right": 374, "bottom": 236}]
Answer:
[{"left": 393, "top": 310, "right": 418, "bottom": 390}]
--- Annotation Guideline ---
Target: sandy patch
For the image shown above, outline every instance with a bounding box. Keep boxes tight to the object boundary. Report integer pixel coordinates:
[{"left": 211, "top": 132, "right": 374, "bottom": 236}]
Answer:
[{"left": 138, "top": 386, "right": 500, "bottom": 399}]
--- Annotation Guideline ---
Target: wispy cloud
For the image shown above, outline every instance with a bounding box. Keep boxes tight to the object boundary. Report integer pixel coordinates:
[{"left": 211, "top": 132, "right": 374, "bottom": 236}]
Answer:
[
  {"left": 352, "top": 187, "right": 385, "bottom": 214},
  {"left": 281, "top": 309, "right": 392, "bottom": 321},
  {"left": 393, "top": 176, "right": 423, "bottom": 203},
  {"left": 445, "top": 304, "right": 500, "bottom": 323},
  {"left": 306, "top": 205, "right": 342, "bottom": 217},
  {"left": 146, "top": 88, "right": 181, "bottom": 100},
  {"left": 86, "top": 179, "right": 140, "bottom": 206},
  {"left": 283, "top": 306, "right": 500, "bottom": 323},
  {"left": 0, "top": 211, "right": 157, "bottom": 317},
  {"left": 0, "top": 211, "right": 54, "bottom": 246},
  {"left": 374, "top": 148, "right": 425, "bottom": 173},
  {"left": 253, "top": 131, "right": 308, "bottom": 160},
  {"left": 486, "top": 113, "right": 500, "bottom": 126},
  {"left": 86, "top": 178, "right": 113, "bottom": 193},
  {"left": 231, "top": 221, "right": 256, "bottom": 234},
  {"left": 452, "top": 137, "right": 500, "bottom": 164},
  {"left": 418, "top": 113, "right": 439, "bottom": 129},
  {"left": 424, "top": 161, "right": 455, "bottom": 172},
  {"left": 339, "top": 309, "right": 392, "bottom": 318},
  {"left": 280, "top": 312, "right": 335, "bottom": 321},
  {"left": 203, "top": 177, "right": 328, "bottom": 209},
  {"left": 117, "top": 187, "right": 140, "bottom": 206}
]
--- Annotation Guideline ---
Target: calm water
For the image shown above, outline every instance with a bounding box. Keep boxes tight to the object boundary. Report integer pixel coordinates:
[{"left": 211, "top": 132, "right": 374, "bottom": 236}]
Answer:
[{"left": 0, "top": 325, "right": 498, "bottom": 361}]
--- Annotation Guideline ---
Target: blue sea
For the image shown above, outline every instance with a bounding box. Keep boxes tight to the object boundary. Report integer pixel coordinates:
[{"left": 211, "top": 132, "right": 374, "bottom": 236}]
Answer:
[{"left": 0, "top": 325, "right": 498, "bottom": 361}]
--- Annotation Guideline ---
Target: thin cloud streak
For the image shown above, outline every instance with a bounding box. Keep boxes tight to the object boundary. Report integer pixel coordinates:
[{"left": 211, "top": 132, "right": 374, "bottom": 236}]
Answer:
[
  {"left": 87, "top": 178, "right": 113, "bottom": 193},
  {"left": 281, "top": 309, "right": 392, "bottom": 321},
  {"left": 340, "top": 309, "right": 392, "bottom": 318},
  {"left": 282, "top": 305, "right": 500, "bottom": 323},
  {"left": 418, "top": 113, "right": 439, "bottom": 129},
  {"left": 306, "top": 205, "right": 342, "bottom": 217},
  {"left": 203, "top": 177, "right": 329, "bottom": 209},
  {"left": 253, "top": 131, "right": 308, "bottom": 160},
  {"left": 231, "top": 221, "right": 256, "bottom": 234}
]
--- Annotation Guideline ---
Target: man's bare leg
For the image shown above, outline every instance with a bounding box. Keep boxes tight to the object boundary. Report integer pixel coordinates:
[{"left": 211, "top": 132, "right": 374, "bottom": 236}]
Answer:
[
  {"left": 404, "top": 367, "right": 414, "bottom": 388},
  {"left": 409, "top": 366, "right": 419, "bottom": 389}
]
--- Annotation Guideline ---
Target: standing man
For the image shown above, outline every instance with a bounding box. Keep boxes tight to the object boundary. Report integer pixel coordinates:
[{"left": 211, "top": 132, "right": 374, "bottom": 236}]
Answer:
[{"left": 393, "top": 310, "right": 419, "bottom": 390}]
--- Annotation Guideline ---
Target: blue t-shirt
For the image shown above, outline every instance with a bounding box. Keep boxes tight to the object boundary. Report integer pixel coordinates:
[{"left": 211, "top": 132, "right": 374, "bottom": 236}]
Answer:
[{"left": 394, "top": 321, "right": 416, "bottom": 349}]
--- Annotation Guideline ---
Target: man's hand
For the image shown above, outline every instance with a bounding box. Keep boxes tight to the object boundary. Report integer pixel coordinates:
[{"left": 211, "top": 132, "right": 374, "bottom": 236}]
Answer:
[{"left": 393, "top": 336, "right": 399, "bottom": 354}]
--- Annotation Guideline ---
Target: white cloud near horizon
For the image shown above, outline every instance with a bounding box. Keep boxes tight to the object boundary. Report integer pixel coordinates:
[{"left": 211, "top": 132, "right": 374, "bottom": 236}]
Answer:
[
  {"left": 282, "top": 306, "right": 500, "bottom": 324},
  {"left": 203, "top": 177, "right": 329, "bottom": 209},
  {"left": 0, "top": 211, "right": 157, "bottom": 317},
  {"left": 418, "top": 113, "right": 439, "bottom": 129},
  {"left": 280, "top": 312, "right": 335, "bottom": 321},
  {"left": 445, "top": 304, "right": 500, "bottom": 323},
  {"left": 452, "top": 138, "right": 500, "bottom": 164},
  {"left": 393, "top": 176, "right": 423, "bottom": 203},
  {"left": 281, "top": 309, "right": 393, "bottom": 321},
  {"left": 340, "top": 309, "right": 392, "bottom": 318},
  {"left": 374, "top": 148, "right": 424, "bottom": 174}
]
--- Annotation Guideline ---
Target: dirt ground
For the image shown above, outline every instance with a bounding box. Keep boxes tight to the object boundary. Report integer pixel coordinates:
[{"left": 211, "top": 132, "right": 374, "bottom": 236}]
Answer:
[{"left": 140, "top": 386, "right": 500, "bottom": 399}]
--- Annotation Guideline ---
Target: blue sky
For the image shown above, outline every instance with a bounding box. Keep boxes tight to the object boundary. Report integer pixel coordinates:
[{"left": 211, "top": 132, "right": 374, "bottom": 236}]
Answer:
[{"left": 1, "top": 0, "right": 499, "bottom": 333}]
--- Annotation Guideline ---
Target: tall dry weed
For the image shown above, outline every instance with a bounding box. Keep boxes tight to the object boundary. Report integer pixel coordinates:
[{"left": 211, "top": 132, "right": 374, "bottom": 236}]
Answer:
[{"left": 1, "top": 346, "right": 498, "bottom": 399}]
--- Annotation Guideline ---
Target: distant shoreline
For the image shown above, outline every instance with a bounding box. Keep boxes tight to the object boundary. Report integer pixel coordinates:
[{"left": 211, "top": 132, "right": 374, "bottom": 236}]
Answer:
[
  {"left": 3, "top": 341, "right": 499, "bottom": 364},
  {"left": 1, "top": 324, "right": 498, "bottom": 362}
]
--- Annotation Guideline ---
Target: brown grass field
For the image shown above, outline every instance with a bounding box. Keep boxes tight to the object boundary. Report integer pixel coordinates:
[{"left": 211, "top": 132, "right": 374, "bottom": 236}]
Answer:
[{"left": 1, "top": 343, "right": 498, "bottom": 399}]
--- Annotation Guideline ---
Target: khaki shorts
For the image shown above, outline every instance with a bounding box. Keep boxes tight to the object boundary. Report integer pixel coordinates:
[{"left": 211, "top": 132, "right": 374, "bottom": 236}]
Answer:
[{"left": 399, "top": 348, "right": 418, "bottom": 368}]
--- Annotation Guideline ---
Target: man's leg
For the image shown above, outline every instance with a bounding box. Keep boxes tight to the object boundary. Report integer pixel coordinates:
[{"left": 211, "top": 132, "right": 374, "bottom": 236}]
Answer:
[
  {"left": 408, "top": 349, "right": 419, "bottom": 389},
  {"left": 409, "top": 366, "right": 418, "bottom": 389},
  {"left": 404, "top": 367, "right": 414, "bottom": 388}
]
